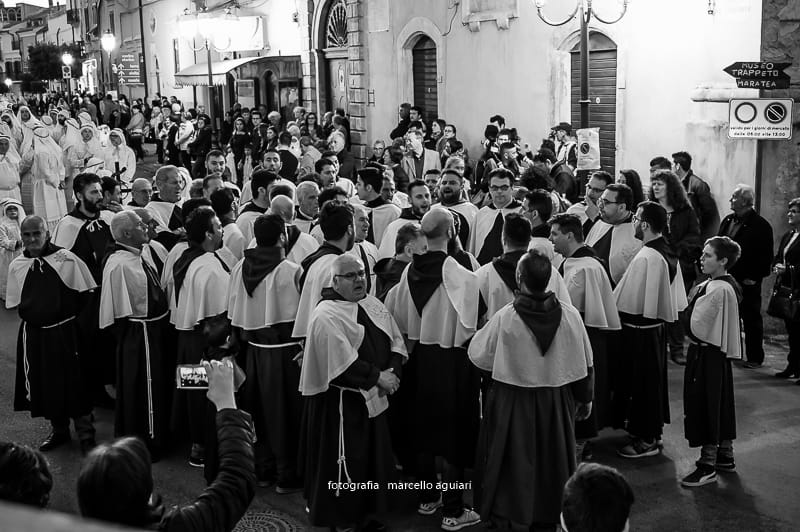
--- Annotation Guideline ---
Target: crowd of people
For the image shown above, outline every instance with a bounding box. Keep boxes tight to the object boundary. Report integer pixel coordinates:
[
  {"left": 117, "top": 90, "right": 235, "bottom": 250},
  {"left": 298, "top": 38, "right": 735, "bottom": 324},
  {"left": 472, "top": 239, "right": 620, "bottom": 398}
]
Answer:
[{"left": 0, "top": 89, "right": 798, "bottom": 532}]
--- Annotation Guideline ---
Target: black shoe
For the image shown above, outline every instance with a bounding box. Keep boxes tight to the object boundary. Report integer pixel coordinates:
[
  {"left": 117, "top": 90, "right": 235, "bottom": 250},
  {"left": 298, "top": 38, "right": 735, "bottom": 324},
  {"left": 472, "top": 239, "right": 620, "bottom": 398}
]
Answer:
[
  {"left": 742, "top": 361, "right": 763, "bottom": 369},
  {"left": 39, "top": 431, "right": 70, "bottom": 452},
  {"left": 670, "top": 352, "right": 687, "bottom": 366},
  {"left": 257, "top": 469, "right": 277, "bottom": 488},
  {"left": 715, "top": 453, "right": 736, "bottom": 472},
  {"left": 775, "top": 368, "right": 800, "bottom": 378},
  {"left": 80, "top": 438, "right": 97, "bottom": 456},
  {"left": 276, "top": 477, "right": 304, "bottom": 494}
]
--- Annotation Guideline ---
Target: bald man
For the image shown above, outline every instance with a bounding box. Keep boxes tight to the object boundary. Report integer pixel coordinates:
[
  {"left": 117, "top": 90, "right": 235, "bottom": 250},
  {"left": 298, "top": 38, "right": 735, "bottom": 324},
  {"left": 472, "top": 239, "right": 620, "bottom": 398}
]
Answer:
[
  {"left": 127, "top": 178, "right": 153, "bottom": 208},
  {"left": 131, "top": 207, "right": 169, "bottom": 278},
  {"left": 300, "top": 254, "right": 407, "bottom": 531},
  {"left": 6, "top": 215, "right": 97, "bottom": 454},
  {"left": 294, "top": 180, "right": 319, "bottom": 233},
  {"left": 99, "top": 211, "right": 170, "bottom": 454},
  {"left": 718, "top": 184, "right": 774, "bottom": 367},
  {"left": 384, "top": 208, "right": 481, "bottom": 530},
  {"left": 261, "top": 194, "right": 319, "bottom": 265},
  {"left": 147, "top": 165, "right": 185, "bottom": 250}
]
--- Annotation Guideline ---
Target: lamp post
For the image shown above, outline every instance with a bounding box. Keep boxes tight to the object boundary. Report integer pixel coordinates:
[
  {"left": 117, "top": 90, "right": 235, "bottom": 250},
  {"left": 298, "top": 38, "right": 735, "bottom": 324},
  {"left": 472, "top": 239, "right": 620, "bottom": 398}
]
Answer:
[
  {"left": 4, "top": 78, "right": 12, "bottom": 91},
  {"left": 101, "top": 29, "right": 117, "bottom": 94},
  {"left": 61, "top": 51, "right": 73, "bottom": 101},
  {"left": 532, "top": 0, "right": 629, "bottom": 131},
  {"left": 177, "top": 7, "right": 238, "bottom": 146}
]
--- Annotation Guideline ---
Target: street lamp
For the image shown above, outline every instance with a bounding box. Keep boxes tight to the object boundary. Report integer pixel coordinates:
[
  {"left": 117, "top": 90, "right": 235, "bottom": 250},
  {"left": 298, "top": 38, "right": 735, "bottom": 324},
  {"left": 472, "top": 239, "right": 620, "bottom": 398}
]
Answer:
[
  {"left": 4, "top": 78, "right": 11, "bottom": 90},
  {"left": 101, "top": 29, "right": 117, "bottom": 94},
  {"left": 61, "top": 51, "right": 73, "bottom": 100},
  {"left": 177, "top": 7, "right": 238, "bottom": 146},
  {"left": 532, "top": 0, "right": 630, "bottom": 131}
]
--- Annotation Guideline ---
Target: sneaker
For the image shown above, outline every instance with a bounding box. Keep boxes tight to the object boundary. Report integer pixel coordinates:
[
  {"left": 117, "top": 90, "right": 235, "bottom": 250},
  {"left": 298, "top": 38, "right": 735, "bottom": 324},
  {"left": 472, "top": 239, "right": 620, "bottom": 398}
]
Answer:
[
  {"left": 188, "top": 444, "right": 205, "bottom": 468},
  {"left": 617, "top": 438, "right": 660, "bottom": 459},
  {"left": 681, "top": 466, "right": 717, "bottom": 487},
  {"left": 418, "top": 495, "right": 443, "bottom": 516},
  {"left": 441, "top": 508, "right": 481, "bottom": 531},
  {"left": 188, "top": 455, "right": 205, "bottom": 468},
  {"left": 743, "top": 361, "right": 763, "bottom": 369},
  {"left": 715, "top": 454, "right": 736, "bottom": 472}
]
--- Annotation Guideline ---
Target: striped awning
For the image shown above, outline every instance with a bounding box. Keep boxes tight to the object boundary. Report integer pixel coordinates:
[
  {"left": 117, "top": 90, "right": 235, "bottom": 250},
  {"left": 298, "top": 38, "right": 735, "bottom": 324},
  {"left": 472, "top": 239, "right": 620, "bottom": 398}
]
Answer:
[{"left": 174, "top": 56, "right": 261, "bottom": 87}]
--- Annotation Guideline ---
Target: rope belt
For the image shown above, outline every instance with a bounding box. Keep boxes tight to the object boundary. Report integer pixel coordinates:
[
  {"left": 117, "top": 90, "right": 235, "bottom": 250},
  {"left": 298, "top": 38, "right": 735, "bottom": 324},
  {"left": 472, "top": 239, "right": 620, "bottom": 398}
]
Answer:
[
  {"left": 129, "top": 311, "right": 170, "bottom": 323},
  {"left": 331, "top": 385, "right": 360, "bottom": 497},
  {"left": 129, "top": 312, "right": 169, "bottom": 439},
  {"left": 688, "top": 338, "right": 713, "bottom": 348},
  {"left": 41, "top": 315, "right": 76, "bottom": 329},
  {"left": 248, "top": 340, "right": 302, "bottom": 349},
  {"left": 621, "top": 322, "right": 662, "bottom": 330}
]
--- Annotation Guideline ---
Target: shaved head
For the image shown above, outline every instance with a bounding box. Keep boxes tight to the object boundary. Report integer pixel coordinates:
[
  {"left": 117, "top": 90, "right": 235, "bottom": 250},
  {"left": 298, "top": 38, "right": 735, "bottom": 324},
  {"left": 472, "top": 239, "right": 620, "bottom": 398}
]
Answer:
[
  {"left": 332, "top": 254, "right": 367, "bottom": 301},
  {"left": 20, "top": 215, "right": 48, "bottom": 256},
  {"left": 269, "top": 195, "right": 295, "bottom": 223},
  {"left": 131, "top": 178, "right": 151, "bottom": 193},
  {"left": 421, "top": 208, "right": 454, "bottom": 241},
  {"left": 131, "top": 207, "right": 153, "bottom": 223},
  {"left": 110, "top": 210, "right": 140, "bottom": 241},
  {"left": 21, "top": 215, "right": 46, "bottom": 232},
  {"left": 332, "top": 253, "right": 363, "bottom": 275}
]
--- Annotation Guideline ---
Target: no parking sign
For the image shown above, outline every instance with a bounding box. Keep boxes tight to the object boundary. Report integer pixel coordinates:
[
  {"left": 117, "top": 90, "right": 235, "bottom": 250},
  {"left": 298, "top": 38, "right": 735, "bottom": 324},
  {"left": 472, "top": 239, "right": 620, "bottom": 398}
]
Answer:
[
  {"left": 576, "top": 128, "right": 601, "bottom": 171},
  {"left": 728, "top": 98, "right": 793, "bottom": 139}
]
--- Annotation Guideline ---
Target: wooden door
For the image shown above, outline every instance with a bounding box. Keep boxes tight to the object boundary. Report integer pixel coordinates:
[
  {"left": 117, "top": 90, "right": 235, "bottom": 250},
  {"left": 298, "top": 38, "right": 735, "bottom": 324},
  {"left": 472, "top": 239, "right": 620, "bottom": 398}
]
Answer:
[
  {"left": 412, "top": 36, "right": 438, "bottom": 121},
  {"left": 327, "top": 57, "right": 348, "bottom": 112},
  {"left": 571, "top": 34, "right": 617, "bottom": 174}
]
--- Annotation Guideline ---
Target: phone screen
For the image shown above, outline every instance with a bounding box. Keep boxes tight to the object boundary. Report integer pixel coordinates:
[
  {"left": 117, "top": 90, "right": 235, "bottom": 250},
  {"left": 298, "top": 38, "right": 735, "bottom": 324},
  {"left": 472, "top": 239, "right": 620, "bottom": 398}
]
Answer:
[{"left": 176, "top": 364, "right": 208, "bottom": 390}]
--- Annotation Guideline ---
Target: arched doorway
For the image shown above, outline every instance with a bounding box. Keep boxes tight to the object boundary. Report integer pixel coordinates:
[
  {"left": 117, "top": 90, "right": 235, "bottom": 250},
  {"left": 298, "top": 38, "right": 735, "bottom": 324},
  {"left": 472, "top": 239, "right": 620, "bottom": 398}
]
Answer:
[
  {"left": 412, "top": 35, "right": 438, "bottom": 121},
  {"left": 260, "top": 69, "right": 279, "bottom": 113},
  {"left": 570, "top": 32, "right": 617, "bottom": 174},
  {"left": 320, "top": 0, "right": 348, "bottom": 113}
]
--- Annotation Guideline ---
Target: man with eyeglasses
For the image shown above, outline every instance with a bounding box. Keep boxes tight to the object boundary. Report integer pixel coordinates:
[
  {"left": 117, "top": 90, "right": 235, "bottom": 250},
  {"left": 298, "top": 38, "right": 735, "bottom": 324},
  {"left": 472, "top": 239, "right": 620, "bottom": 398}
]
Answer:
[
  {"left": 566, "top": 170, "right": 613, "bottom": 232},
  {"left": 99, "top": 210, "right": 170, "bottom": 458},
  {"left": 146, "top": 165, "right": 186, "bottom": 250},
  {"left": 127, "top": 178, "right": 152, "bottom": 208},
  {"left": 613, "top": 202, "right": 688, "bottom": 459},
  {"left": 584, "top": 183, "right": 642, "bottom": 285},
  {"left": 471, "top": 168, "right": 523, "bottom": 266},
  {"left": 292, "top": 202, "right": 356, "bottom": 341},
  {"left": 384, "top": 208, "right": 482, "bottom": 532},
  {"left": 228, "top": 213, "right": 305, "bottom": 493},
  {"left": 300, "top": 254, "right": 406, "bottom": 532}
]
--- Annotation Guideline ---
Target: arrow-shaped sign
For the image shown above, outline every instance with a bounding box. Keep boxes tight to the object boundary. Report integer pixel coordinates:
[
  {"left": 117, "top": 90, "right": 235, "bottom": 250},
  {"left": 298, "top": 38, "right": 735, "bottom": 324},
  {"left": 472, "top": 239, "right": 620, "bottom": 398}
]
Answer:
[{"left": 723, "top": 61, "right": 791, "bottom": 79}]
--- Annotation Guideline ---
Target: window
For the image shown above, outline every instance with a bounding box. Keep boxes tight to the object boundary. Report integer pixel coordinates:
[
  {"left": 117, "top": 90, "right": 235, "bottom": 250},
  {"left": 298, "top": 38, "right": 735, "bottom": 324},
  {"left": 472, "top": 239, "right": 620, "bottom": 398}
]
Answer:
[
  {"left": 172, "top": 38, "right": 180, "bottom": 73},
  {"left": 325, "top": 0, "right": 347, "bottom": 48}
]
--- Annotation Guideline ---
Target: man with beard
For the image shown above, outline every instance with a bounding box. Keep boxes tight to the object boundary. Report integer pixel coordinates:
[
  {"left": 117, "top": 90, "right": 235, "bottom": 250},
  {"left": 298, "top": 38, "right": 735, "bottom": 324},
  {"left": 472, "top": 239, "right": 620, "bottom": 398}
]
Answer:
[
  {"left": 356, "top": 167, "right": 401, "bottom": 246},
  {"left": 469, "top": 250, "right": 593, "bottom": 530},
  {"left": 384, "top": 209, "right": 482, "bottom": 532},
  {"left": 51, "top": 173, "right": 116, "bottom": 408},
  {"left": 436, "top": 169, "right": 478, "bottom": 250},
  {"left": 170, "top": 206, "right": 231, "bottom": 467},
  {"left": 585, "top": 184, "right": 642, "bottom": 285},
  {"left": 300, "top": 254, "right": 406, "bottom": 531},
  {"left": 146, "top": 165, "right": 185, "bottom": 250},
  {"left": 374, "top": 222, "right": 426, "bottom": 301},
  {"left": 613, "top": 202, "right": 687, "bottom": 458},
  {"left": 377, "top": 180, "right": 431, "bottom": 260},
  {"left": 476, "top": 213, "right": 569, "bottom": 322},
  {"left": 228, "top": 214, "right": 304, "bottom": 492},
  {"left": 236, "top": 170, "right": 279, "bottom": 244},
  {"left": 294, "top": 181, "right": 319, "bottom": 233},
  {"left": 99, "top": 211, "right": 170, "bottom": 458},
  {"left": 471, "top": 168, "right": 523, "bottom": 265},
  {"left": 292, "top": 202, "right": 355, "bottom": 341},
  {"left": 549, "top": 213, "right": 620, "bottom": 460},
  {"left": 6, "top": 215, "right": 97, "bottom": 454}
]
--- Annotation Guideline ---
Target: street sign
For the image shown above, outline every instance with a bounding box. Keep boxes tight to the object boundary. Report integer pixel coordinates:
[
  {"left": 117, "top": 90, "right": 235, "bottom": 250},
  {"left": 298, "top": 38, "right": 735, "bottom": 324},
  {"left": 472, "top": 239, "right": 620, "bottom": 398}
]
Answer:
[
  {"left": 728, "top": 98, "right": 793, "bottom": 140},
  {"left": 117, "top": 53, "right": 144, "bottom": 85},
  {"left": 62, "top": 66, "right": 71, "bottom": 79},
  {"left": 723, "top": 61, "right": 791, "bottom": 90}
]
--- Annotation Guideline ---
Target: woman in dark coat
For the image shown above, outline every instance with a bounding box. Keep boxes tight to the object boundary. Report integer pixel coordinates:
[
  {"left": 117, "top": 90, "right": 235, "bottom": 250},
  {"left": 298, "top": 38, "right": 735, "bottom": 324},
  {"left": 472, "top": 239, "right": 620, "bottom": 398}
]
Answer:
[
  {"left": 227, "top": 118, "right": 251, "bottom": 184},
  {"left": 773, "top": 197, "right": 800, "bottom": 379},
  {"left": 188, "top": 114, "right": 213, "bottom": 179}
]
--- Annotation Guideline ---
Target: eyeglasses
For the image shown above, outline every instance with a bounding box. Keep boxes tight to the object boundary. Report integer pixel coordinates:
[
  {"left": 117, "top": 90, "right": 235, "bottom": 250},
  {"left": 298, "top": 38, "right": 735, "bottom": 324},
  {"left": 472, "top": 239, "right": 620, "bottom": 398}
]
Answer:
[
  {"left": 334, "top": 270, "right": 366, "bottom": 281},
  {"left": 489, "top": 185, "right": 510, "bottom": 192},
  {"left": 631, "top": 215, "right": 640, "bottom": 223},
  {"left": 598, "top": 198, "right": 622, "bottom": 205},
  {"left": 587, "top": 185, "right": 606, "bottom": 194}
]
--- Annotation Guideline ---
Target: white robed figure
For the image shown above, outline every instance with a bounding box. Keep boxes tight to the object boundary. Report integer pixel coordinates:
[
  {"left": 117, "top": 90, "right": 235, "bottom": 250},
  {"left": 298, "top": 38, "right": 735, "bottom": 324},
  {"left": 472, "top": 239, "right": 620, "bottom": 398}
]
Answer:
[
  {"left": 102, "top": 128, "right": 136, "bottom": 184},
  {"left": 0, "top": 108, "right": 23, "bottom": 148},
  {"left": 29, "top": 127, "right": 68, "bottom": 231},
  {"left": 0, "top": 198, "right": 25, "bottom": 300},
  {"left": 0, "top": 133, "right": 22, "bottom": 202}
]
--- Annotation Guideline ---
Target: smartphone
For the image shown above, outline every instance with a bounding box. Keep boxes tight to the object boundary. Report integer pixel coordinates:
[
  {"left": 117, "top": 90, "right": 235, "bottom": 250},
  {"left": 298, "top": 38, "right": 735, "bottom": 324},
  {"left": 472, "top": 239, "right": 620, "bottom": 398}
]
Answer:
[{"left": 176, "top": 364, "right": 208, "bottom": 390}]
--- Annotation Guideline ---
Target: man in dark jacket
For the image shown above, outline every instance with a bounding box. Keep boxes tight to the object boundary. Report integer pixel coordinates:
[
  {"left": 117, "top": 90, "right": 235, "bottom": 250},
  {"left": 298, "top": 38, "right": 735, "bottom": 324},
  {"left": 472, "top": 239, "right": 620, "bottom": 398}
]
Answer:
[
  {"left": 374, "top": 221, "right": 426, "bottom": 301},
  {"left": 672, "top": 151, "right": 720, "bottom": 240},
  {"left": 718, "top": 184, "right": 774, "bottom": 367}
]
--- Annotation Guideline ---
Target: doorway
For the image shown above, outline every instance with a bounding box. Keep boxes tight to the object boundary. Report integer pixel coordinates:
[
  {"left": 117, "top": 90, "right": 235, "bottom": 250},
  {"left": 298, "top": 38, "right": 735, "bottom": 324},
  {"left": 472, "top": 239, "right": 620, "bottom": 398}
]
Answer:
[{"left": 412, "top": 36, "right": 438, "bottom": 121}]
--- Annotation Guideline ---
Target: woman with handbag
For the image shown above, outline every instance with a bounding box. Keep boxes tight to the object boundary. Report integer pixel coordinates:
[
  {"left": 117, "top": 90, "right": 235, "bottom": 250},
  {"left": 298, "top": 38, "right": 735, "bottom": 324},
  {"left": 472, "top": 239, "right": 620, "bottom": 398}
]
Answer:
[{"left": 771, "top": 197, "right": 800, "bottom": 380}]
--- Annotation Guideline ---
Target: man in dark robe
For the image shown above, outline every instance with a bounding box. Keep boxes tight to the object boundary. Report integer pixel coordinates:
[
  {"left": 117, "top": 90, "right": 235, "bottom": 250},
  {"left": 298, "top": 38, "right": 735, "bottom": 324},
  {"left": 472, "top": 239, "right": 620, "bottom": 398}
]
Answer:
[
  {"left": 469, "top": 250, "right": 594, "bottom": 529},
  {"left": 470, "top": 169, "right": 522, "bottom": 265},
  {"left": 51, "top": 172, "right": 116, "bottom": 408},
  {"left": 228, "top": 214, "right": 304, "bottom": 491},
  {"left": 384, "top": 209, "right": 482, "bottom": 531},
  {"left": 435, "top": 169, "right": 478, "bottom": 250},
  {"left": 585, "top": 184, "right": 642, "bottom": 285},
  {"left": 146, "top": 165, "right": 186, "bottom": 250},
  {"left": 6, "top": 215, "right": 97, "bottom": 454},
  {"left": 99, "top": 211, "right": 170, "bottom": 457},
  {"left": 356, "top": 167, "right": 401, "bottom": 246},
  {"left": 374, "top": 221, "right": 426, "bottom": 301},
  {"left": 171, "top": 206, "right": 230, "bottom": 467},
  {"left": 292, "top": 202, "right": 355, "bottom": 339},
  {"left": 299, "top": 254, "right": 407, "bottom": 531},
  {"left": 613, "top": 202, "right": 687, "bottom": 458},
  {"left": 550, "top": 213, "right": 621, "bottom": 459}
]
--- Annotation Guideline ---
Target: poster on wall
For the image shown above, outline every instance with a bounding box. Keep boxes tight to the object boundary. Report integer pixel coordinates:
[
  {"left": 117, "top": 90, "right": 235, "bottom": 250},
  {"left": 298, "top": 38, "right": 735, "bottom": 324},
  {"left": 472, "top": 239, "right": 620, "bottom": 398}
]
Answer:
[
  {"left": 576, "top": 128, "right": 601, "bottom": 171},
  {"left": 236, "top": 80, "right": 256, "bottom": 109}
]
